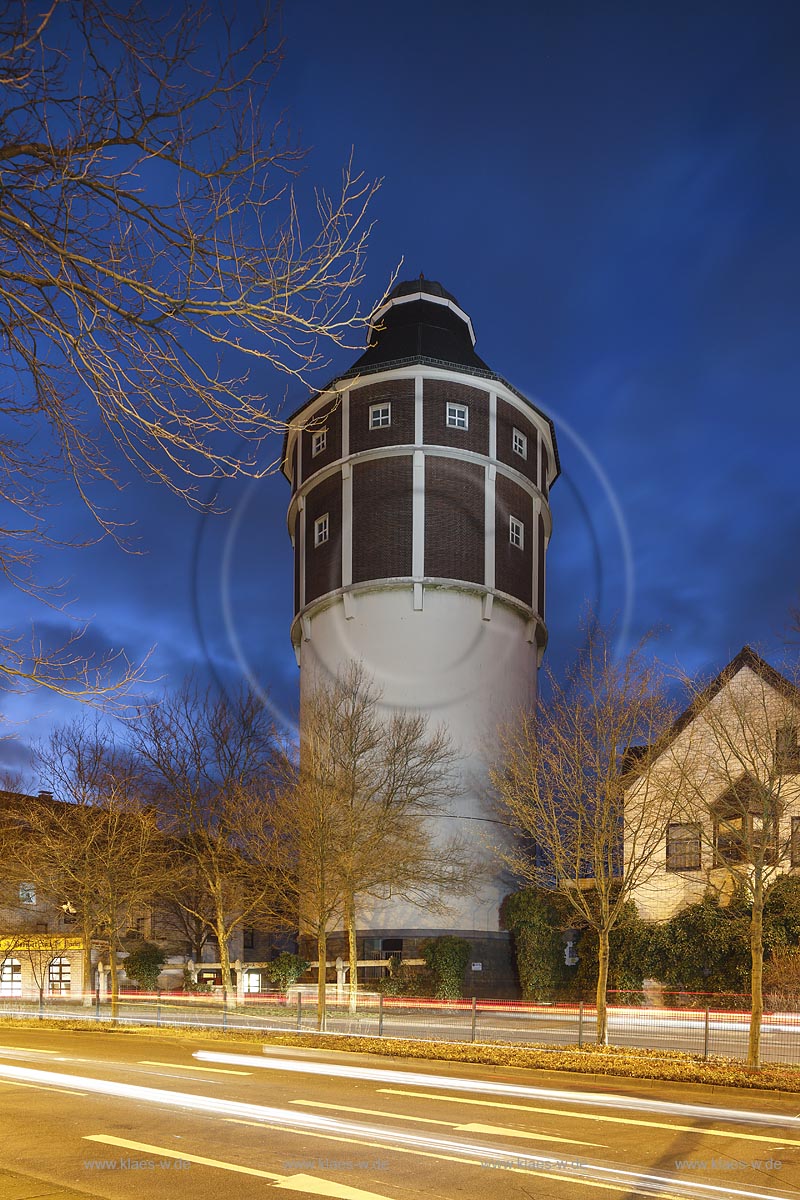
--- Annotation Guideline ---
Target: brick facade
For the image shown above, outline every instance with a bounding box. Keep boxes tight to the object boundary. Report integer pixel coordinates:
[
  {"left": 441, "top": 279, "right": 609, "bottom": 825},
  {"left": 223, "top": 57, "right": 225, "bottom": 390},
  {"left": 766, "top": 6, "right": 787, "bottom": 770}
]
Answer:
[{"left": 352, "top": 456, "right": 413, "bottom": 583}]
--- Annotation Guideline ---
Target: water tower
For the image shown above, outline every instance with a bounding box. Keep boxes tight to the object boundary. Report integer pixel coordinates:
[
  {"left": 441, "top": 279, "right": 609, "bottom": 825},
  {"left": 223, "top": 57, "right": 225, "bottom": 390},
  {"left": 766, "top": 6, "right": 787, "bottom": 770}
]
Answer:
[{"left": 281, "top": 277, "right": 558, "bottom": 991}]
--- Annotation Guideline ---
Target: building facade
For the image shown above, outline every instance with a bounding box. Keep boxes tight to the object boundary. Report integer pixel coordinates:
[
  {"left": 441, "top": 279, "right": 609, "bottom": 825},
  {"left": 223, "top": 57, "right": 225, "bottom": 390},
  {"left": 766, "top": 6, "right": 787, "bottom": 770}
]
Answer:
[
  {"left": 282, "top": 277, "right": 559, "bottom": 990},
  {"left": 624, "top": 647, "right": 800, "bottom": 923}
]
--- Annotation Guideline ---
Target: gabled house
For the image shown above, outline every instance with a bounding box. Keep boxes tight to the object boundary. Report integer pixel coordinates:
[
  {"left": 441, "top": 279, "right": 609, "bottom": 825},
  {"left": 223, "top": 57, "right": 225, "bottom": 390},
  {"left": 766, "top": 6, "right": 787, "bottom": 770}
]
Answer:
[{"left": 624, "top": 647, "right": 800, "bottom": 922}]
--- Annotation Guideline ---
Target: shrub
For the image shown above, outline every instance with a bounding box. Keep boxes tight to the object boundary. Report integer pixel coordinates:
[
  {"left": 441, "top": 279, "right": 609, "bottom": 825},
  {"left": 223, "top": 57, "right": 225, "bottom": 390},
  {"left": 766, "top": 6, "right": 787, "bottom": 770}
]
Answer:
[
  {"left": 644, "top": 894, "right": 750, "bottom": 995},
  {"left": 123, "top": 942, "right": 167, "bottom": 991},
  {"left": 375, "top": 956, "right": 433, "bottom": 997},
  {"left": 262, "top": 952, "right": 310, "bottom": 992},
  {"left": 421, "top": 936, "right": 471, "bottom": 999},
  {"left": 500, "top": 888, "right": 569, "bottom": 1001}
]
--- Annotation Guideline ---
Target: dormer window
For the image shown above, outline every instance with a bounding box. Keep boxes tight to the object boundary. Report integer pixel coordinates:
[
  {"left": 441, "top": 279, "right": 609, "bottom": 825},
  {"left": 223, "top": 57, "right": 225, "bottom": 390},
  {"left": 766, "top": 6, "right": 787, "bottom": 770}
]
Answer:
[
  {"left": 509, "top": 516, "right": 524, "bottom": 550},
  {"left": 314, "top": 514, "right": 329, "bottom": 547},
  {"left": 311, "top": 429, "right": 327, "bottom": 457},
  {"left": 446, "top": 402, "right": 468, "bottom": 430},
  {"left": 512, "top": 428, "right": 527, "bottom": 459},
  {"left": 369, "top": 403, "right": 391, "bottom": 429}
]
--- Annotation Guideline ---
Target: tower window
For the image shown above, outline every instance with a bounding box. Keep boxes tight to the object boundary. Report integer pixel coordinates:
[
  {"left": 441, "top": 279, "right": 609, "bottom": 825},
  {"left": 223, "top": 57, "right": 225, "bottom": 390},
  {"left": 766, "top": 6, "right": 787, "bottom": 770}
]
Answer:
[
  {"left": 512, "top": 428, "right": 527, "bottom": 459},
  {"left": 369, "top": 402, "right": 391, "bottom": 429},
  {"left": 509, "top": 516, "right": 524, "bottom": 549},
  {"left": 446, "top": 402, "right": 469, "bottom": 430},
  {"left": 314, "top": 514, "right": 329, "bottom": 547},
  {"left": 311, "top": 429, "right": 327, "bottom": 457}
]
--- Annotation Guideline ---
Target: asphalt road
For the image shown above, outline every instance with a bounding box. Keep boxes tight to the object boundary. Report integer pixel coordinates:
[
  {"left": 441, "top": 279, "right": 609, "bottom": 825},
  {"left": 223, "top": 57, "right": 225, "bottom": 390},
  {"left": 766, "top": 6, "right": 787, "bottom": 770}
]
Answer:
[{"left": 0, "top": 1026, "right": 799, "bottom": 1199}]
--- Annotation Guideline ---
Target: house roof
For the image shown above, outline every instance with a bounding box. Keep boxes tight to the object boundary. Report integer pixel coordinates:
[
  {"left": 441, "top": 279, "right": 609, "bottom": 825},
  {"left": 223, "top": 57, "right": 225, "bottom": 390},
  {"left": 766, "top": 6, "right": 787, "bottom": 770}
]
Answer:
[{"left": 623, "top": 646, "right": 800, "bottom": 783}]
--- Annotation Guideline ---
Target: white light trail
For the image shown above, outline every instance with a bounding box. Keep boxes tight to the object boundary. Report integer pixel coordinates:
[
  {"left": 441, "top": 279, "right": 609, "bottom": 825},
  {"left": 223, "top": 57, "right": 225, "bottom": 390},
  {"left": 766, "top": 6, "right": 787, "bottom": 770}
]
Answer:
[
  {"left": 193, "top": 1051, "right": 800, "bottom": 1130},
  {"left": 0, "top": 1061, "right": 793, "bottom": 1200}
]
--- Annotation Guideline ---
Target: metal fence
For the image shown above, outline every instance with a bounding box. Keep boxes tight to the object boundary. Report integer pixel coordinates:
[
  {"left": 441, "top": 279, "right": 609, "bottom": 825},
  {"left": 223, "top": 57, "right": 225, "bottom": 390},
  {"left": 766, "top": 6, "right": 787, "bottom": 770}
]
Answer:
[{"left": 0, "top": 988, "right": 798, "bottom": 1065}]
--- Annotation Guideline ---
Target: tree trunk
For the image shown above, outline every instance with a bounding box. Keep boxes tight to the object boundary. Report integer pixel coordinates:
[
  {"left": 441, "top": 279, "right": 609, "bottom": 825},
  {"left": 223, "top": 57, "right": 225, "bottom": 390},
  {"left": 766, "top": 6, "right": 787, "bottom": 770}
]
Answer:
[
  {"left": 748, "top": 876, "right": 764, "bottom": 1069},
  {"left": 346, "top": 894, "right": 358, "bottom": 1014},
  {"left": 108, "top": 943, "right": 119, "bottom": 1019},
  {"left": 82, "top": 917, "right": 93, "bottom": 1007},
  {"left": 217, "top": 918, "right": 233, "bottom": 1004},
  {"left": 596, "top": 926, "right": 610, "bottom": 1045},
  {"left": 317, "top": 929, "right": 327, "bottom": 1031}
]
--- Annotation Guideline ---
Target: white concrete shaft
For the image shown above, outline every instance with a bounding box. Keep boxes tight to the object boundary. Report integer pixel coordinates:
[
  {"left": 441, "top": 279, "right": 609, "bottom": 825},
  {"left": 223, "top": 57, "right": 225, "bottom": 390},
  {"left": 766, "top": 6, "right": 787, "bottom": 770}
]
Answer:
[{"left": 299, "top": 585, "right": 536, "bottom": 934}]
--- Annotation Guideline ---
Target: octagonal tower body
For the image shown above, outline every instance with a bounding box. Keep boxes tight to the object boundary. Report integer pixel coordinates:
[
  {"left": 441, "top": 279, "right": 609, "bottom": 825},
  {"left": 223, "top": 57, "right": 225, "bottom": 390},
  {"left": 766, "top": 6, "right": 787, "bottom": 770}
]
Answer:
[{"left": 281, "top": 279, "right": 558, "bottom": 980}]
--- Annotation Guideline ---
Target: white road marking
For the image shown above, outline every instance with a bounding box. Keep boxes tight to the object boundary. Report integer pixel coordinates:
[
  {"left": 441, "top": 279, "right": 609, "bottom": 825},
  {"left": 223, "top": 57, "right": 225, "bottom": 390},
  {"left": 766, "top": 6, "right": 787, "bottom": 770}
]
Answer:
[
  {"left": 0, "top": 1079, "right": 86, "bottom": 1096},
  {"left": 138, "top": 1059, "right": 251, "bottom": 1075}
]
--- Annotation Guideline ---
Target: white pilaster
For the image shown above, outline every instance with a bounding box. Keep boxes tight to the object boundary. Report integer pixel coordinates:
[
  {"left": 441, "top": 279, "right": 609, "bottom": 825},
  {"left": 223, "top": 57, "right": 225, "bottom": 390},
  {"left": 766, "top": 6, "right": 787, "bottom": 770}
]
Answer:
[
  {"left": 412, "top": 449, "right": 425, "bottom": 580},
  {"left": 342, "top": 389, "right": 350, "bottom": 458},
  {"left": 485, "top": 463, "right": 496, "bottom": 591},
  {"left": 414, "top": 375, "right": 423, "bottom": 445},
  {"left": 489, "top": 390, "right": 497, "bottom": 460},
  {"left": 341, "top": 462, "right": 352, "bottom": 587},
  {"left": 298, "top": 494, "right": 306, "bottom": 610}
]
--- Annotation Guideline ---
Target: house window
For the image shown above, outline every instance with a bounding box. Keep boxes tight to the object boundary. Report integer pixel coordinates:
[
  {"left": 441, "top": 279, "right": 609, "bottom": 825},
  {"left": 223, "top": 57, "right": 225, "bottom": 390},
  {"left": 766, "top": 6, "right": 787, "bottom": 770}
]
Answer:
[
  {"left": 314, "top": 514, "right": 329, "bottom": 547},
  {"left": 369, "top": 402, "right": 391, "bottom": 429},
  {"left": 793, "top": 817, "right": 800, "bottom": 867},
  {"left": 509, "top": 515, "right": 524, "bottom": 550},
  {"left": 48, "top": 957, "right": 71, "bottom": 996},
  {"left": 135, "top": 916, "right": 146, "bottom": 935},
  {"left": 714, "top": 812, "right": 746, "bottom": 865},
  {"left": 19, "top": 883, "right": 35, "bottom": 905},
  {"left": 776, "top": 725, "right": 800, "bottom": 773},
  {"left": 311, "top": 429, "right": 327, "bottom": 457},
  {"left": 666, "top": 823, "right": 702, "bottom": 871},
  {"left": 713, "top": 808, "right": 777, "bottom": 866},
  {"left": 512, "top": 428, "right": 528, "bottom": 459},
  {"left": 446, "top": 402, "right": 468, "bottom": 430},
  {"left": 0, "top": 958, "right": 21, "bottom": 997},
  {"left": 243, "top": 929, "right": 255, "bottom": 950}
]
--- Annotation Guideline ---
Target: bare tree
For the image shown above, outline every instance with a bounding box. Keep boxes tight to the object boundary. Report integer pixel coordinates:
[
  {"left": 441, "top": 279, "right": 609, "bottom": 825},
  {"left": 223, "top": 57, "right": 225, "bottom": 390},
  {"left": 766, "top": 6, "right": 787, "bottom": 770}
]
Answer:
[
  {"left": 16, "top": 719, "right": 167, "bottom": 1013},
  {"left": 129, "top": 681, "right": 285, "bottom": 1001},
  {"left": 666, "top": 649, "right": 800, "bottom": 1067},
  {"left": 284, "top": 662, "right": 475, "bottom": 1022},
  {"left": 0, "top": 1, "right": 383, "bottom": 699},
  {"left": 491, "top": 622, "right": 679, "bottom": 1044}
]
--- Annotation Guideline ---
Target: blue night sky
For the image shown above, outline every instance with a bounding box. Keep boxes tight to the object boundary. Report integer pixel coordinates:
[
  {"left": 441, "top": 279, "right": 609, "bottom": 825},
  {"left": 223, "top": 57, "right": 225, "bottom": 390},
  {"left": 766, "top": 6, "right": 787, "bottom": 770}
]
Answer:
[{"left": 2, "top": 0, "right": 799, "bottom": 780}]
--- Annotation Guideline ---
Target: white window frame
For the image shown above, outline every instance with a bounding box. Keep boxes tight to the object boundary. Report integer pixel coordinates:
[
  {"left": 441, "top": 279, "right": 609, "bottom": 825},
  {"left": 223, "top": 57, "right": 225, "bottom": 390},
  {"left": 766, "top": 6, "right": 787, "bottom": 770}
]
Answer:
[
  {"left": 19, "top": 883, "right": 36, "bottom": 905},
  {"left": 369, "top": 402, "right": 391, "bottom": 429},
  {"left": 311, "top": 428, "right": 327, "bottom": 457},
  {"left": 509, "top": 515, "right": 524, "bottom": 550},
  {"left": 48, "top": 957, "right": 71, "bottom": 996},
  {"left": 314, "top": 513, "right": 329, "bottom": 547},
  {"left": 0, "top": 958, "right": 21, "bottom": 997},
  {"left": 512, "top": 428, "right": 528, "bottom": 459},
  {"left": 446, "top": 402, "right": 469, "bottom": 430}
]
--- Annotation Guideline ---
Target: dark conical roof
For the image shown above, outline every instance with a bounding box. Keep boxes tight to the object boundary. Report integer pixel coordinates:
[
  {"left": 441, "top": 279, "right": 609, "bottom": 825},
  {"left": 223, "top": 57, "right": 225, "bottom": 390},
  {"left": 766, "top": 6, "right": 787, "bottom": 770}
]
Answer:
[
  {"left": 386, "top": 275, "right": 461, "bottom": 305},
  {"left": 279, "top": 274, "right": 561, "bottom": 482},
  {"left": 349, "top": 275, "right": 490, "bottom": 373}
]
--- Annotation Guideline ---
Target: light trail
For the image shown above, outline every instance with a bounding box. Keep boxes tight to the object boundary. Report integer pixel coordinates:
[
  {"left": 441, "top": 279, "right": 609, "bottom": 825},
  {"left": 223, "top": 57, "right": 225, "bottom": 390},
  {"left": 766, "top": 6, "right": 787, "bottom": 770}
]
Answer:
[
  {"left": 376, "top": 1089, "right": 800, "bottom": 1148},
  {"left": 193, "top": 1051, "right": 800, "bottom": 1130},
  {"left": 0, "top": 1061, "right": 794, "bottom": 1200}
]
